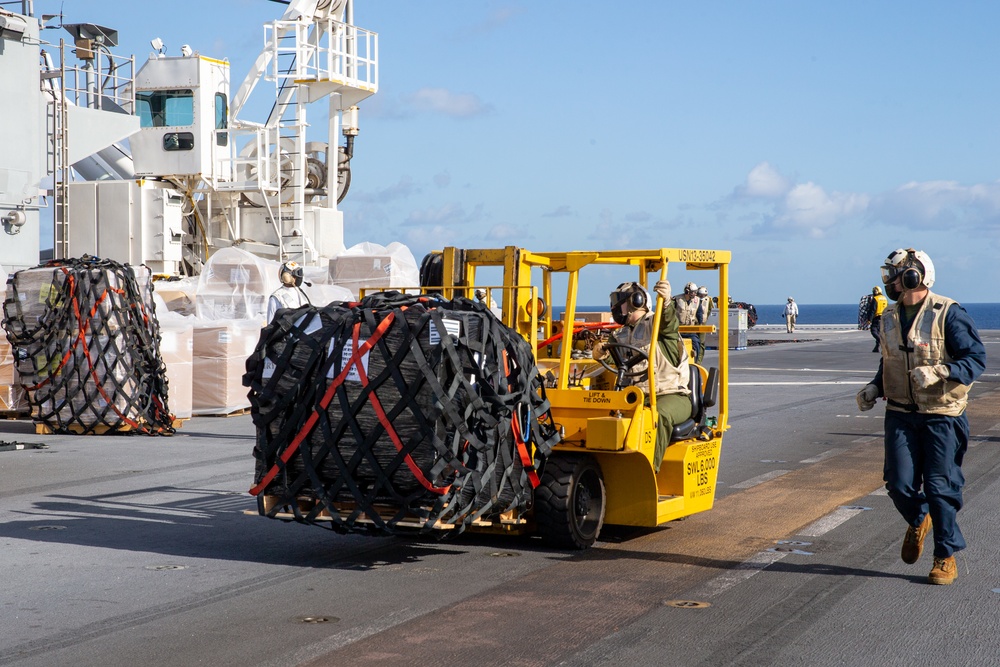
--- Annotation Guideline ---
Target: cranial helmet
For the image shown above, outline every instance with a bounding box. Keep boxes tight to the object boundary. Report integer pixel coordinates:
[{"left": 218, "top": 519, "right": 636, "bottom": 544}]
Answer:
[
  {"left": 697, "top": 286, "right": 708, "bottom": 297},
  {"left": 609, "top": 282, "right": 649, "bottom": 325},
  {"left": 684, "top": 282, "right": 698, "bottom": 294},
  {"left": 280, "top": 261, "right": 304, "bottom": 287},
  {"left": 872, "top": 286, "right": 882, "bottom": 296},
  {"left": 881, "top": 248, "right": 935, "bottom": 290},
  {"left": 787, "top": 297, "right": 794, "bottom": 302}
]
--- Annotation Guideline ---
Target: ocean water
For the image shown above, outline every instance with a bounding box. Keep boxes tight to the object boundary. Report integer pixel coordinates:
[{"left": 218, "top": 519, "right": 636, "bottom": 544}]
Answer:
[
  {"left": 567, "top": 303, "right": 1000, "bottom": 329},
  {"left": 754, "top": 303, "right": 1000, "bottom": 330}
]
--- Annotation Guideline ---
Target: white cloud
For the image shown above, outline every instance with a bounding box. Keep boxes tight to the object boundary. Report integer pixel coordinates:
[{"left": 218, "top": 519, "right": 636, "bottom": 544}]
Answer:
[
  {"left": 433, "top": 171, "right": 451, "bottom": 188},
  {"left": 767, "top": 183, "right": 869, "bottom": 237},
  {"left": 734, "top": 161, "right": 792, "bottom": 200},
  {"left": 402, "top": 202, "right": 484, "bottom": 227},
  {"left": 543, "top": 205, "right": 574, "bottom": 218},
  {"left": 868, "top": 180, "right": 1000, "bottom": 229},
  {"left": 404, "top": 87, "right": 493, "bottom": 118},
  {"left": 352, "top": 176, "right": 418, "bottom": 203},
  {"left": 485, "top": 223, "right": 532, "bottom": 242}
]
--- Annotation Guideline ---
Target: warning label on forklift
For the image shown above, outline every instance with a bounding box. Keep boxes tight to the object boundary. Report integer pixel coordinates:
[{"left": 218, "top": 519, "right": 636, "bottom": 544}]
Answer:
[
  {"left": 583, "top": 392, "right": 612, "bottom": 405},
  {"left": 686, "top": 441, "right": 718, "bottom": 497}
]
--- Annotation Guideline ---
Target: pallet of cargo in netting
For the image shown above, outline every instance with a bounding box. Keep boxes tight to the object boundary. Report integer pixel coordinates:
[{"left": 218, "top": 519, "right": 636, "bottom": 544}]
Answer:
[{"left": 1, "top": 410, "right": 30, "bottom": 421}]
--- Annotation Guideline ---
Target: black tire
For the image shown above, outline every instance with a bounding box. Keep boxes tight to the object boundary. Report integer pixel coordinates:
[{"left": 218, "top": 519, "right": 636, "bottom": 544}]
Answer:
[{"left": 534, "top": 454, "right": 606, "bottom": 549}]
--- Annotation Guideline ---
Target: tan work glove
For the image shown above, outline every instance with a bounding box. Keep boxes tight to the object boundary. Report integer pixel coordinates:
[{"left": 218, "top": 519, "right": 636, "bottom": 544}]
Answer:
[
  {"left": 592, "top": 340, "right": 607, "bottom": 361},
  {"left": 654, "top": 280, "right": 671, "bottom": 300},
  {"left": 856, "top": 384, "right": 878, "bottom": 412},
  {"left": 911, "top": 364, "right": 950, "bottom": 389}
]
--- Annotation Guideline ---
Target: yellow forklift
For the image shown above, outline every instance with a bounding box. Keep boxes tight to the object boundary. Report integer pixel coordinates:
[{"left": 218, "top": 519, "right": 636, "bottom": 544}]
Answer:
[{"left": 422, "top": 246, "right": 732, "bottom": 548}]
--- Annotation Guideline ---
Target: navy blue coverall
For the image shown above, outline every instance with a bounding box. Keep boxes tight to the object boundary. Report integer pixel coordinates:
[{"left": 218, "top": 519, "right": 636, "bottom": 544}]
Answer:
[{"left": 870, "top": 304, "right": 986, "bottom": 558}]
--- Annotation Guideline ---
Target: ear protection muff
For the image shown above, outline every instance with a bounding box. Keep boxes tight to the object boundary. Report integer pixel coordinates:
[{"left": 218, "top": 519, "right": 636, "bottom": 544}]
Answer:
[
  {"left": 901, "top": 267, "right": 922, "bottom": 290},
  {"left": 629, "top": 289, "right": 646, "bottom": 309}
]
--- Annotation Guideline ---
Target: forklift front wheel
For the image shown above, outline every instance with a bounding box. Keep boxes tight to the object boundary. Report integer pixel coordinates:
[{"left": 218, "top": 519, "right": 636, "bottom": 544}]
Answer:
[{"left": 535, "top": 454, "right": 606, "bottom": 549}]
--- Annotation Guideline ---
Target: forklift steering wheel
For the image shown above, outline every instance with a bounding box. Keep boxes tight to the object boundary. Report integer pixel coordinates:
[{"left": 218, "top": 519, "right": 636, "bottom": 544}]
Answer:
[{"left": 596, "top": 342, "right": 649, "bottom": 379}]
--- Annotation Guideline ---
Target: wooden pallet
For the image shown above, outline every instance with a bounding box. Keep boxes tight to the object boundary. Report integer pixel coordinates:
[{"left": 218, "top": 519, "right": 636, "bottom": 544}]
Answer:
[
  {"left": 193, "top": 407, "right": 251, "bottom": 418},
  {"left": 34, "top": 420, "right": 176, "bottom": 435},
  {"left": 248, "top": 495, "right": 527, "bottom": 533},
  {"left": 1, "top": 410, "right": 30, "bottom": 421}
]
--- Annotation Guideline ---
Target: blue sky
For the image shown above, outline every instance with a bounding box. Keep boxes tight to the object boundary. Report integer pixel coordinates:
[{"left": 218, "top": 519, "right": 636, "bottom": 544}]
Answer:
[{"left": 47, "top": 1, "right": 1000, "bottom": 305}]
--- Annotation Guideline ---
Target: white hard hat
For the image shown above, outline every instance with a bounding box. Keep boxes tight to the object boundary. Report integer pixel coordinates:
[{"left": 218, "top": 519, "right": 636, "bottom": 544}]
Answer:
[
  {"left": 881, "top": 248, "right": 935, "bottom": 289},
  {"left": 280, "top": 261, "right": 303, "bottom": 287}
]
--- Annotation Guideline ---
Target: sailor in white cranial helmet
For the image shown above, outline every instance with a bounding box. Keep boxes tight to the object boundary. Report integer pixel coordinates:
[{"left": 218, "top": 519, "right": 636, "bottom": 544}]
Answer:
[
  {"left": 880, "top": 247, "right": 935, "bottom": 301},
  {"left": 694, "top": 286, "right": 712, "bottom": 363},
  {"left": 267, "top": 260, "right": 311, "bottom": 321},
  {"left": 857, "top": 247, "right": 985, "bottom": 586},
  {"left": 673, "top": 281, "right": 703, "bottom": 360}
]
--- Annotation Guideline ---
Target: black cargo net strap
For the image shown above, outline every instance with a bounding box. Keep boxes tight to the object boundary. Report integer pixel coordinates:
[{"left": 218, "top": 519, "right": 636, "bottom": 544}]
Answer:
[
  {"left": 1, "top": 256, "right": 174, "bottom": 435},
  {"left": 245, "top": 291, "right": 559, "bottom": 536}
]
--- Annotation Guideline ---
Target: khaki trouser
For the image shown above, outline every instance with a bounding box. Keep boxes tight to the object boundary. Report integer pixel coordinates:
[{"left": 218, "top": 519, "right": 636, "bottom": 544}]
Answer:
[{"left": 785, "top": 313, "right": 796, "bottom": 333}]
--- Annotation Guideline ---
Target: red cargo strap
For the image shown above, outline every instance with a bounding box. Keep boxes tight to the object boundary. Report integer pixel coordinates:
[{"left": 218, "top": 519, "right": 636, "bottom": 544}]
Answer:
[{"left": 250, "top": 311, "right": 397, "bottom": 496}]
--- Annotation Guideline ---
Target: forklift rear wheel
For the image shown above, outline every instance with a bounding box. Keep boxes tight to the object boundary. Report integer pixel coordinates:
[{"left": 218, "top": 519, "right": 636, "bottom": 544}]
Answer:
[{"left": 535, "top": 454, "right": 606, "bottom": 549}]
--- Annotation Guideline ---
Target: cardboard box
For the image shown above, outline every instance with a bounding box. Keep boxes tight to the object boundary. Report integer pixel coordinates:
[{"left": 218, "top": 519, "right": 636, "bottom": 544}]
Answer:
[
  {"left": 160, "top": 324, "right": 193, "bottom": 419},
  {"left": 329, "top": 254, "right": 397, "bottom": 295},
  {"left": 192, "top": 321, "right": 261, "bottom": 415}
]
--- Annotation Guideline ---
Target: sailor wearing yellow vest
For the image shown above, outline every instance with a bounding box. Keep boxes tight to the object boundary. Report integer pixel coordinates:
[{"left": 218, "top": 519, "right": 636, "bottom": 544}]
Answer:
[
  {"left": 856, "top": 248, "right": 986, "bottom": 585},
  {"left": 869, "top": 286, "right": 889, "bottom": 353}
]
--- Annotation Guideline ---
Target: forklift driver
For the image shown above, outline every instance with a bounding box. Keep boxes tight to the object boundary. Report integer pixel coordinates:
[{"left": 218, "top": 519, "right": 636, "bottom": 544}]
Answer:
[{"left": 592, "top": 280, "right": 692, "bottom": 471}]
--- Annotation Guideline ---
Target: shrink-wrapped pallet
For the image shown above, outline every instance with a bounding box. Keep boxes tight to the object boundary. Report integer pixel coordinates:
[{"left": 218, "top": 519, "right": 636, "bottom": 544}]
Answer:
[
  {"left": 159, "top": 319, "right": 193, "bottom": 420},
  {"left": 192, "top": 319, "right": 260, "bottom": 415},
  {"left": 328, "top": 242, "right": 419, "bottom": 299},
  {"left": 244, "top": 292, "right": 559, "bottom": 535},
  {"left": 0, "top": 257, "right": 174, "bottom": 434},
  {"left": 195, "top": 248, "right": 278, "bottom": 324}
]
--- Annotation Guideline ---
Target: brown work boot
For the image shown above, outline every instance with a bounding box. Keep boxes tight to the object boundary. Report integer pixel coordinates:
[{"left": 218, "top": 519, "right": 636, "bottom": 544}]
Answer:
[
  {"left": 928, "top": 556, "right": 957, "bottom": 585},
  {"left": 901, "top": 514, "right": 931, "bottom": 564}
]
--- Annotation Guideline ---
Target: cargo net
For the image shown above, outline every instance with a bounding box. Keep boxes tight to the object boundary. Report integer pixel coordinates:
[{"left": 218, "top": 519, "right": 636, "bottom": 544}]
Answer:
[
  {"left": 1, "top": 256, "right": 174, "bottom": 435},
  {"left": 245, "top": 291, "right": 560, "bottom": 536}
]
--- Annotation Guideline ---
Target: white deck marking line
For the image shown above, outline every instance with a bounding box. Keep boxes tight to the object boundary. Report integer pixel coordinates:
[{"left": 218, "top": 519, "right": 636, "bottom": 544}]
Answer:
[
  {"left": 988, "top": 423, "right": 1000, "bottom": 432},
  {"left": 730, "top": 470, "right": 791, "bottom": 489},
  {"left": 799, "top": 448, "right": 845, "bottom": 464},
  {"left": 686, "top": 550, "right": 789, "bottom": 599},
  {"left": 850, "top": 436, "right": 880, "bottom": 444},
  {"left": 797, "top": 506, "right": 869, "bottom": 537},
  {"left": 869, "top": 486, "right": 889, "bottom": 496},
  {"left": 688, "top": 499, "right": 880, "bottom": 600},
  {"left": 731, "top": 381, "right": 870, "bottom": 386}
]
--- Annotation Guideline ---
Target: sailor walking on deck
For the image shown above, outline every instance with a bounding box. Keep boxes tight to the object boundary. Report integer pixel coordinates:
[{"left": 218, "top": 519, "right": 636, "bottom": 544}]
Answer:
[
  {"left": 869, "top": 285, "right": 888, "bottom": 353},
  {"left": 783, "top": 297, "right": 798, "bottom": 333},
  {"left": 856, "top": 248, "right": 985, "bottom": 585}
]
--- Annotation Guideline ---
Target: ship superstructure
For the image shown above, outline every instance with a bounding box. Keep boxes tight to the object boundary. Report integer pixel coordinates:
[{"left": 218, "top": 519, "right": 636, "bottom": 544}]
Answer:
[{"left": 1, "top": 0, "right": 378, "bottom": 277}]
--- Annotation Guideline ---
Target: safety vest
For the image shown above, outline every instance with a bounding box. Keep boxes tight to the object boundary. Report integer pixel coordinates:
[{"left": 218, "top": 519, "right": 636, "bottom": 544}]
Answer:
[
  {"left": 674, "top": 295, "right": 700, "bottom": 326},
  {"left": 879, "top": 292, "right": 968, "bottom": 416},
  {"left": 873, "top": 294, "right": 888, "bottom": 317},
  {"left": 613, "top": 311, "right": 690, "bottom": 397}
]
